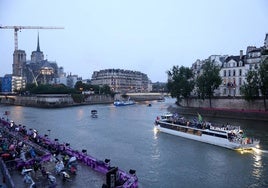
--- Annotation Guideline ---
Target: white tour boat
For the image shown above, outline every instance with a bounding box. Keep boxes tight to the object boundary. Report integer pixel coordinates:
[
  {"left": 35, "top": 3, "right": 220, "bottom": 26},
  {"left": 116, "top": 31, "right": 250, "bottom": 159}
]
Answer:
[
  {"left": 114, "top": 98, "right": 135, "bottom": 106},
  {"left": 154, "top": 112, "right": 260, "bottom": 150}
]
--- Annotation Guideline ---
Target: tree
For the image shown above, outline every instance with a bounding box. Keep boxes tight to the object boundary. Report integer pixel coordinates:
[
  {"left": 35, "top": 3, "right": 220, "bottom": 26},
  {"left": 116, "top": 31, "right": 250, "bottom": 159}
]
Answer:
[
  {"left": 196, "top": 60, "right": 222, "bottom": 108},
  {"left": 240, "top": 68, "right": 259, "bottom": 101},
  {"left": 101, "top": 84, "right": 112, "bottom": 95},
  {"left": 167, "top": 65, "right": 194, "bottom": 106},
  {"left": 74, "top": 81, "right": 84, "bottom": 92},
  {"left": 152, "top": 82, "right": 167, "bottom": 92},
  {"left": 27, "top": 84, "right": 76, "bottom": 94},
  {"left": 258, "top": 57, "right": 268, "bottom": 111}
]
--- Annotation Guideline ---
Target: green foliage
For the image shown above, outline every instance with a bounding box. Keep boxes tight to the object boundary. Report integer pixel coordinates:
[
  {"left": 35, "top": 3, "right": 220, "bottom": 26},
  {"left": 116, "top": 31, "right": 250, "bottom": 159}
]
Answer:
[
  {"left": 196, "top": 60, "right": 222, "bottom": 107},
  {"left": 258, "top": 57, "right": 268, "bottom": 110},
  {"left": 26, "top": 84, "right": 77, "bottom": 94},
  {"left": 166, "top": 65, "right": 194, "bottom": 104},
  {"left": 240, "top": 69, "right": 259, "bottom": 101},
  {"left": 25, "top": 83, "right": 38, "bottom": 92},
  {"left": 240, "top": 58, "right": 268, "bottom": 110},
  {"left": 259, "top": 58, "right": 268, "bottom": 97},
  {"left": 74, "top": 81, "right": 113, "bottom": 95},
  {"left": 152, "top": 82, "right": 167, "bottom": 92},
  {"left": 74, "top": 81, "right": 84, "bottom": 91},
  {"left": 71, "top": 93, "right": 84, "bottom": 103},
  {"left": 101, "top": 84, "right": 112, "bottom": 95}
]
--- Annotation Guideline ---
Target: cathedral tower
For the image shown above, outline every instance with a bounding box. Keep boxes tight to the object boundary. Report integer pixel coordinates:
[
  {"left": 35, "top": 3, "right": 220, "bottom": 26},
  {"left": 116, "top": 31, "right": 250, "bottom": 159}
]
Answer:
[
  {"left": 31, "top": 33, "right": 44, "bottom": 62},
  {"left": 12, "top": 50, "right": 26, "bottom": 76}
]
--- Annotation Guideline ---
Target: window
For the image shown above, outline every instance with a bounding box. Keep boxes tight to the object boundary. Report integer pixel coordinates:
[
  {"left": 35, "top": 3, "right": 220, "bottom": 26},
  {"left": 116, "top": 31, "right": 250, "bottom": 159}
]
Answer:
[
  {"left": 228, "top": 70, "right": 231, "bottom": 77},
  {"left": 239, "top": 69, "right": 242, "bottom": 76},
  {"left": 239, "top": 78, "right": 242, "bottom": 86},
  {"left": 233, "top": 70, "right": 236, "bottom": 76},
  {"left": 224, "top": 70, "right": 226, "bottom": 77}
]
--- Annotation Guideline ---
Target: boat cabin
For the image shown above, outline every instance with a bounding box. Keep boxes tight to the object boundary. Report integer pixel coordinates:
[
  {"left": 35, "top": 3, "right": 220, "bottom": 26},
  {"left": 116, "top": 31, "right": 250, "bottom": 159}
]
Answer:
[{"left": 91, "top": 110, "right": 98, "bottom": 118}]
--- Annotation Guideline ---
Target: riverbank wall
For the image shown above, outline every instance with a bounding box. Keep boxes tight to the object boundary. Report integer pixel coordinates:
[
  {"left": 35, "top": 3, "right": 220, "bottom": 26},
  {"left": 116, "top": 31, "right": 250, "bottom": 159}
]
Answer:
[
  {"left": 173, "top": 98, "right": 268, "bottom": 121},
  {"left": 0, "top": 94, "right": 114, "bottom": 108},
  {"left": 168, "top": 106, "right": 268, "bottom": 122},
  {"left": 180, "top": 97, "right": 265, "bottom": 111},
  {"left": 0, "top": 93, "right": 165, "bottom": 108}
]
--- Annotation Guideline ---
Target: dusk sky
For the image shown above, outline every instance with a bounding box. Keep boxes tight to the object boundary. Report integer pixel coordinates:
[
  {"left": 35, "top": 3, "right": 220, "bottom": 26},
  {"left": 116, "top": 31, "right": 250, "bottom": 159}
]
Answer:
[{"left": 1, "top": 0, "right": 268, "bottom": 82}]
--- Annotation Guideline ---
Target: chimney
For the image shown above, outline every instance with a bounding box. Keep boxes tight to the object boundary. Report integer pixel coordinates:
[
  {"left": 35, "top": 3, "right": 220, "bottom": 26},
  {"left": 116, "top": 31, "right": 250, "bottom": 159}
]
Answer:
[{"left": 240, "top": 50, "right": 243, "bottom": 59}]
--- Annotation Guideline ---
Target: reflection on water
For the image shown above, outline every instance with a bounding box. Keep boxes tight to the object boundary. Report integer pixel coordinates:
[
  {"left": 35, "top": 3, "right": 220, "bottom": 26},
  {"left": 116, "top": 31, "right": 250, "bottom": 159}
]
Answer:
[
  {"left": 252, "top": 153, "right": 262, "bottom": 179},
  {"left": 153, "top": 127, "right": 158, "bottom": 140}
]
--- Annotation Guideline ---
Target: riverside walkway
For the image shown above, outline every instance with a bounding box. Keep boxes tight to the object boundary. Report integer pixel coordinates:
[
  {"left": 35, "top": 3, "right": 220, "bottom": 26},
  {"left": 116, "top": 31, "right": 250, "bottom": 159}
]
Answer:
[{"left": 0, "top": 118, "right": 138, "bottom": 188}]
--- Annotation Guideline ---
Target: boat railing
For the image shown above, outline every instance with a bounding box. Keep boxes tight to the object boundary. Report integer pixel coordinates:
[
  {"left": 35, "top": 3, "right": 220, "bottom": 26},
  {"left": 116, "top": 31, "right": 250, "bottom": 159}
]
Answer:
[
  {"left": 228, "top": 133, "right": 259, "bottom": 145},
  {"left": 209, "top": 125, "right": 233, "bottom": 132}
]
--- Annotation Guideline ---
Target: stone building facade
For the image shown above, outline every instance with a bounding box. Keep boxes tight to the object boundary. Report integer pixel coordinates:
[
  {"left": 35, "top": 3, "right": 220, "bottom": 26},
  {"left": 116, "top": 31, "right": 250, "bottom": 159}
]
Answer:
[
  {"left": 191, "top": 33, "right": 268, "bottom": 97},
  {"left": 91, "top": 69, "right": 152, "bottom": 93}
]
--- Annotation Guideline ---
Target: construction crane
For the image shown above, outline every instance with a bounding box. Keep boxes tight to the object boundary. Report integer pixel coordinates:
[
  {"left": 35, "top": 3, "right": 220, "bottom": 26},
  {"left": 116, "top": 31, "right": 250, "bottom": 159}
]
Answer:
[{"left": 0, "top": 26, "right": 64, "bottom": 50}]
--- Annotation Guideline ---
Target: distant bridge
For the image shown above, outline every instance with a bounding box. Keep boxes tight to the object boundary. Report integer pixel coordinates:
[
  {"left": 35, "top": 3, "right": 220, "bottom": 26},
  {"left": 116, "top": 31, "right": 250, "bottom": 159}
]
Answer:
[{"left": 124, "top": 92, "right": 168, "bottom": 101}]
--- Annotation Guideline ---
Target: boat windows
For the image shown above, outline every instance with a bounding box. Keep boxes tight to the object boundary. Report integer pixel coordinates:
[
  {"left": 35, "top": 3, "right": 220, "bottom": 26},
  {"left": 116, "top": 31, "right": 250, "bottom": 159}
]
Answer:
[{"left": 202, "top": 131, "right": 227, "bottom": 139}]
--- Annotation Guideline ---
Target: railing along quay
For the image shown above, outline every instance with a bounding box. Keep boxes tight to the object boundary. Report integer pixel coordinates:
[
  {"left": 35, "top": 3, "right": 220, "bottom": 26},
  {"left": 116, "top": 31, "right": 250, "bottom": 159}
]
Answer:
[{"left": 0, "top": 118, "right": 138, "bottom": 188}]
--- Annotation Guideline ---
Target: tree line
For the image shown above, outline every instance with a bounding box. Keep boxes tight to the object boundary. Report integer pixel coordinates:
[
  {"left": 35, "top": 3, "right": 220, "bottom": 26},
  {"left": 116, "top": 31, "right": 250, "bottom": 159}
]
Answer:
[
  {"left": 167, "top": 57, "right": 268, "bottom": 111},
  {"left": 18, "top": 81, "right": 113, "bottom": 96}
]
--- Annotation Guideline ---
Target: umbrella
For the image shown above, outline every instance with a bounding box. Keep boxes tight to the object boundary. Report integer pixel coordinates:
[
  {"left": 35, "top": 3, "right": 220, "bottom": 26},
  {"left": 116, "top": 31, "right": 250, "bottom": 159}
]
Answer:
[
  {"left": 69, "top": 156, "right": 77, "bottom": 163},
  {"left": 21, "top": 168, "right": 33, "bottom": 175},
  {"left": 9, "top": 144, "right": 15, "bottom": 150},
  {"left": 1, "top": 153, "right": 10, "bottom": 157}
]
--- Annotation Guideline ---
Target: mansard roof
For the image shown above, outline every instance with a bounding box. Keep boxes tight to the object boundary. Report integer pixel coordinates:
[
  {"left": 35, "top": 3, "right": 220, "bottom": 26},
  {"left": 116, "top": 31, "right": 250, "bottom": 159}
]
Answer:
[
  {"left": 247, "top": 47, "right": 261, "bottom": 53},
  {"left": 225, "top": 55, "right": 246, "bottom": 63}
]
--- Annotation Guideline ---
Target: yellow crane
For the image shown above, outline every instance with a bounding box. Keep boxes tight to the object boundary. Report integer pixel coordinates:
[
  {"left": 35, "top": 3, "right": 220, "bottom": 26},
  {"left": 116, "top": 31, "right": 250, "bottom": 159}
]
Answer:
[{"left": 0, "top": 25, "right": 64, "bottom": 50}]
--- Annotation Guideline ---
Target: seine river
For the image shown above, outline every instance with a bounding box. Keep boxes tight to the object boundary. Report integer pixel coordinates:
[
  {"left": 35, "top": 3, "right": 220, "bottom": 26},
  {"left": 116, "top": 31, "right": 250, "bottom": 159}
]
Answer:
[{"left": 1, "top": 98, "right": 268, "bottom": 188}]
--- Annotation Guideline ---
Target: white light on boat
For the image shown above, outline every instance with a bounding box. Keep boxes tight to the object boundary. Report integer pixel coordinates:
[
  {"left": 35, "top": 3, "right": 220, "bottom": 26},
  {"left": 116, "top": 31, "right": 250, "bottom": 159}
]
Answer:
[{"left": 252, "top": 147, "right": 261, "bottom": 155}]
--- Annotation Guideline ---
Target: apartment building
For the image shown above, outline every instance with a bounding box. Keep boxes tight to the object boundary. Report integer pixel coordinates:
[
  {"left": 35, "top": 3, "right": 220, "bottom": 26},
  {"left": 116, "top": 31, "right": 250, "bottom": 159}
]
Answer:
[{"left": 91, "top": 69, "right": 151, "bottom": 93}]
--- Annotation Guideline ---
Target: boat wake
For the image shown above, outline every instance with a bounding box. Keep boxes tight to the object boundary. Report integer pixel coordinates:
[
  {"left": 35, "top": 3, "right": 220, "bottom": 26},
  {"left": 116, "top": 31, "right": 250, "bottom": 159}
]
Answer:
[
  {"left": 259, "top": 149, "right": 268, "bottom": 153},
  {"left": 250, "top": 148, "right": 268, "bottom": 156}
]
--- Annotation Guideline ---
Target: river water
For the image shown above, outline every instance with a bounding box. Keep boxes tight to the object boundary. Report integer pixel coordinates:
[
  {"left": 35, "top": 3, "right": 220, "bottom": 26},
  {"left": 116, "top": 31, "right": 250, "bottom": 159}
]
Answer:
[{"left": 1, "top": 98, "right": 268, "bottom": 188}]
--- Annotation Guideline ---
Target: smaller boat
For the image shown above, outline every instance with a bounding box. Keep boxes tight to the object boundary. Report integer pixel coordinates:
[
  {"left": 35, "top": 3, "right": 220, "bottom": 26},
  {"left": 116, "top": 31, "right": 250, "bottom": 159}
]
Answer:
[
  {"left": 147, "top": 103, "right": 152, "bottom": 107},
  {"left": 114, "top": 98, "right": 135, "bottom": 106},
  {"left": 91, "top": 110, "right": 98, "bottom": 118},
  {"left": 157, "top": 97, "right": 165, "bottom": 102}
]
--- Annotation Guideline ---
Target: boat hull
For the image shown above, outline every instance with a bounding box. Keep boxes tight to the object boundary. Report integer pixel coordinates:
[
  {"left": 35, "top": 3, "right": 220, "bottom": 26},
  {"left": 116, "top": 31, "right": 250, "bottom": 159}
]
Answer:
[
  {"left": 155, "top": 124, "right": 258, "bottom": 150},
  {"left": 113, "top": 101, "right": 135, "bottom": 106}
]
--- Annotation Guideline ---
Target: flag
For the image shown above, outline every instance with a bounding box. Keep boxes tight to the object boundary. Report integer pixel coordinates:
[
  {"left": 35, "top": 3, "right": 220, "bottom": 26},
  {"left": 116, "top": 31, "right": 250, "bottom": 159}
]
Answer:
[{"left": 197, "top": 113, "right": 202, "bottom": 123}]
